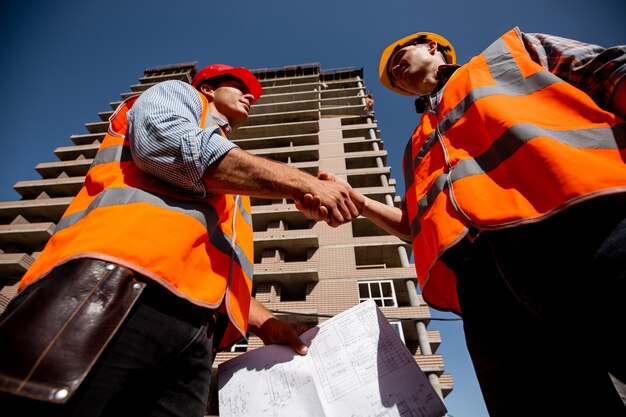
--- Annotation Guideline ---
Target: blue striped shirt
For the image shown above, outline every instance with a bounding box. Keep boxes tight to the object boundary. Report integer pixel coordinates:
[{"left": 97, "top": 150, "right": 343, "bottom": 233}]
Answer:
[{"left": 126, "top": 80, "right": 237, "bottom": 198}]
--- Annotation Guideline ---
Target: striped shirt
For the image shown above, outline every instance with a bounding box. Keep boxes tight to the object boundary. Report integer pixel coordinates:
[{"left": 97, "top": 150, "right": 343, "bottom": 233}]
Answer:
[{"left": 126, "top": 80, "right": 237, "bottom": 197}]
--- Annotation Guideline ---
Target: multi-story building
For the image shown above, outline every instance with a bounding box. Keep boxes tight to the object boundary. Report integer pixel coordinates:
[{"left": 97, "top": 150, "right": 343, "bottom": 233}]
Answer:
[{"left": 0, "top": 62, "right": 453, "bottom": 416}]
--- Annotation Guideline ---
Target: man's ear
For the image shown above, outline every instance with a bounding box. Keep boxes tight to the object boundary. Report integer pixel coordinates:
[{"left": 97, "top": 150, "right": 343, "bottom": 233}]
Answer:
[
  {"left": 428, "top": 40, "right": 438, "bottom": 55},
  {"left": 200, "top": 84, "right": 216, "bottom": 101}
]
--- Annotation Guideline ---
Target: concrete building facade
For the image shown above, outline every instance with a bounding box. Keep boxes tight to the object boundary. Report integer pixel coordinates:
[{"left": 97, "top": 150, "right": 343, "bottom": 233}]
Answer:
[{"left": 0, "top": 62, "right": 453, "bottom": 415}]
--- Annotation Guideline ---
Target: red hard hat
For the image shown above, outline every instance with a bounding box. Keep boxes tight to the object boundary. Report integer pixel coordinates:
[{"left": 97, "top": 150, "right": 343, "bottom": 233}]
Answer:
[{"left": 192, "top": 64, "right": 262, "bottom": 103}]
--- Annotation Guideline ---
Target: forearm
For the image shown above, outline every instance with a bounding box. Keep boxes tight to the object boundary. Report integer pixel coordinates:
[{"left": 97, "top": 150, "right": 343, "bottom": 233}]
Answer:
[
  {"left": 247, "top": 297, "right": 274, "bottom": 335},
  {"left": 204, "top": 148, "right": 362, "bottom": 223},
  {"left": 203, "top": 147, "right": 314, "bottom": 200},
  {"left": 362, "top": 196, "right": 412, "bottom": 241}
]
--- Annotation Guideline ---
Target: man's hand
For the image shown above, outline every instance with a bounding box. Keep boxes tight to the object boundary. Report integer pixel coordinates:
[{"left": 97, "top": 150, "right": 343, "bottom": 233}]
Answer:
[
  {"left": 296, "top": 171, "right": 365, "bottom": 226},
  {"left": 294, "top": 193, "right": 324, "bottom": 221},
  {"left": 252, "top": 317, "right": 310, "bottom": 356},
  {"left": 303, "top": 175, "right": 362, "bottom": 226},
  {"left": 248, "top": 298, "right": 309, "bottom": 355}
]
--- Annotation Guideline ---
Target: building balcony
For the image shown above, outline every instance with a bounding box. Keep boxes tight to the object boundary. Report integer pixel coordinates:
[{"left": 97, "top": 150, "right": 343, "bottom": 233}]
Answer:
[
  {"left": 379, "top": 305, "right": 433, "bottom": 323},
  {"left": 344, "top": 150, "right": 388, "bottom": 168},
  {"left": 0, "top": 253, "right": 35, "bottom": 279},
  {"left": 353, "top": 238, "right": 412, "bottom": 269},
  {"left": 119, "top": 91, "right": 142, "bottom": 101},
  {"left": 35, "top": 160, "right": 92, "bottom": 179},
  {"left": 0, "top": 222, "right": 55, "bottom": 252},
  {"left": 0, "top": 197, "right": 72, "bottom": 223},
  {"left": 138, "top": 72, "right": 191, "bottom": 85},
  {"left": 341, "top": 123, "right": 380, "bottom": 139},
  {"left": 84, "top": 121, "right": 109, "bottom": 134},
  {"left": 344, "top": 137, "right": 384, "bottom": 152},
  {"left": 351, "top": 265, "right": 417, "bottom": 282},
  {"left": 70, "top": 132, "right": 105, "bottom": 146},
  {"left": 246, "top": 108, "right": 319, "bottom": 126},
  {"left": 439, "top": 374, "right": 454, "bottom": 396},
  {"left": 254, "top": 261, "right": 318, "bottom": 288},
  {"left": 346, "top": 167, "right": 391, "bottom": 187},
  {"left": 358, "top": 187, "right": 401, "bottom": 206},
  {"left": 54, "top": 143, "right": 100, "bottom": 161},
  {"left": 232, "top": 133, "right": 319, "bottom": 150},
  {"left": 321, "top": 103, "right": 371, "bottom": 117},
  {"left": 255, "top": 90, "right": 320, "bottom": 107},
  {"left": 97, "top": 110, "right": 114, "bottom": 122},
  {"left": 415, "top": 354, "right": 446, "bottom": 374},
  {"left": 248, "top": 144, "right": 319, "bottom": 163},
  {"left": 323, "top": 78, "right": 363, "bottom": 90},
  {"left": 258, "top": 72, "right": 319, "bottom": 88},
  {"left": 320, "top": 86, "right": 364, "bottom": 100},
  {"left": 258, "top": 82, "right": 320, "bottom": 96},
  {"left": 13, "top": 177, "right": 84, "bottom": 199},
  {"left": 251, "top": 98, "right": 318, "bottom": 116},
  {"left": 252, "top": 204, "right": 311, "bottom": 231},
  {"left": 129, "top": 82, "right": 154, "bottom": 93},
  {"left": 253, "top": 229, "right": 318, "bottom": 263},
  {"left": 233, "top": 120, "right": 319, "bottom": 139}
]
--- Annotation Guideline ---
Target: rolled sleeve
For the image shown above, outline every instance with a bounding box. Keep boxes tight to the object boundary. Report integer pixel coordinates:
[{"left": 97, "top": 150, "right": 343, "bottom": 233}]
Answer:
[{"left": 127, "top": 80, "right": 237, "bottom": 197}]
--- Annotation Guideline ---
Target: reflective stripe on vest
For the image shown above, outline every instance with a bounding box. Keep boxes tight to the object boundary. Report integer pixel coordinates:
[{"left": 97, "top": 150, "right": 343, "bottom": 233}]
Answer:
[
  {"left": 404, "top": 27, "right": 626, "bottom": 313},
  {"left": 21, "top": 91, "right": 254, "bottom": 349}
]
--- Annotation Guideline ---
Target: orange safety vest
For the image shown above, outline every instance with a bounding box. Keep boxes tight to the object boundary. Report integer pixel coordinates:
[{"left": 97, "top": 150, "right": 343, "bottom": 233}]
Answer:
[
  {"left": 20, "top": 90, "right": 254, "bottom": 350},
  {"left": 404, "top": 27, "right": 626, "bottom": 313}
]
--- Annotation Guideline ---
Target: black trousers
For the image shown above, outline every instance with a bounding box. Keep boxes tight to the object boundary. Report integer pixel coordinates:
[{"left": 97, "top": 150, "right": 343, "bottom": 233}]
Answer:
[
  {"left": 0, "top": 259, "right": 216, "bottom": 417},
  {"left": 453, "top": 197, "right": 626, "bottom": 417}
]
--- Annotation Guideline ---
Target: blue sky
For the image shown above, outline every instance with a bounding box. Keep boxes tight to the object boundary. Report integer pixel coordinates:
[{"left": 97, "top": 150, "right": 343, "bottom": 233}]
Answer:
[{"left": 1, "top": 1, "right": 624, "bottom": 416}]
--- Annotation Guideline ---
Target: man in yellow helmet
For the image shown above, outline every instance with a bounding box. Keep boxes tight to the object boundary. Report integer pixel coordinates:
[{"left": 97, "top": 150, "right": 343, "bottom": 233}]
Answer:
[{"left": 312, "top": 28, "right": 626, "bottom": 416}]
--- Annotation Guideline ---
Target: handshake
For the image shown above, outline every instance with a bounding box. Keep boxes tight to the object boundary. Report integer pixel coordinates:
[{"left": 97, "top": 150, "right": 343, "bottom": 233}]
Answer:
[{"left": 294, "top": 171, "right": 366, "bottom": 227}]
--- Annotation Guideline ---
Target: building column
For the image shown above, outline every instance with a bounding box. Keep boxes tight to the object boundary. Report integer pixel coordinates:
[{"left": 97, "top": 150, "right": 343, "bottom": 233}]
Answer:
[
  {"left": 397, "top": 245, "right": 410, "bottom": 267},
  {"left": 428, "top": 372, "right": 445, "bottom": 400},
  {"left": 402, "top": 249, "right": 445, "bottom": 403}
]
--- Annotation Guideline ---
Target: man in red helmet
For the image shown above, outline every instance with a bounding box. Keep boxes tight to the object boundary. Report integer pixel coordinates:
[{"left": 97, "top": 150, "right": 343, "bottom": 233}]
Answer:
[{"left": 0, "top": 63, "right": 364, "bottom": 417}]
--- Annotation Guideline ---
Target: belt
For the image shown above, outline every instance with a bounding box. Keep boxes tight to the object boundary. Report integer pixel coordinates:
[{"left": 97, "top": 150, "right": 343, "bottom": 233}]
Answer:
[{"left": 138, "top": 276, "right": 218, "bottom": 335}]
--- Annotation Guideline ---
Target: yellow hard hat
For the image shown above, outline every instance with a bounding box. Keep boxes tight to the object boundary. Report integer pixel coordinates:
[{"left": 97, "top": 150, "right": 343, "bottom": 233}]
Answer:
[{"left": 379, "top": 32, "right": 456, "bottom": 96}]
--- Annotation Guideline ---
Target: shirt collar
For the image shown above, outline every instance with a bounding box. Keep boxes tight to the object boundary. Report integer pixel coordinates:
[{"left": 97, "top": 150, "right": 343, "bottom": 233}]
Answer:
[{"left": 209, "top": 112, "right": 232, "bottom": 137}]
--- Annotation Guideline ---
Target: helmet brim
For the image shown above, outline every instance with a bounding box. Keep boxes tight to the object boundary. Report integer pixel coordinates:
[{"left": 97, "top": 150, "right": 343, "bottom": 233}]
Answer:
[{"left": 193, "top": 66, "right": 263, "bottom": 104}]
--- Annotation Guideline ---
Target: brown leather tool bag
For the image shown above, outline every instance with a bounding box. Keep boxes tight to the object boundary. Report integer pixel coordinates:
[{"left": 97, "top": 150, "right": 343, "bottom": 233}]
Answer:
[{"left": 0, "top": 258, "right": 145, "bottom": 403}]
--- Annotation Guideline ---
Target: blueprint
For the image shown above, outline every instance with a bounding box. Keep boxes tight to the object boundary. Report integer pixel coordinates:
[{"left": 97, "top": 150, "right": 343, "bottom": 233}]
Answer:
[{"left": 217, "top": 300, "right": 447, "bottom": 417}]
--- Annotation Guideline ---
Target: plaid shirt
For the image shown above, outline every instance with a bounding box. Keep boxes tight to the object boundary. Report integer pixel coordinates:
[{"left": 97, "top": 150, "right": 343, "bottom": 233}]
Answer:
[
  {"left": 522, "top": 31, "right": 626, "bottom": 111},
  {"left": 418, "top": 31, "right": 626, "bottom": 114}
]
